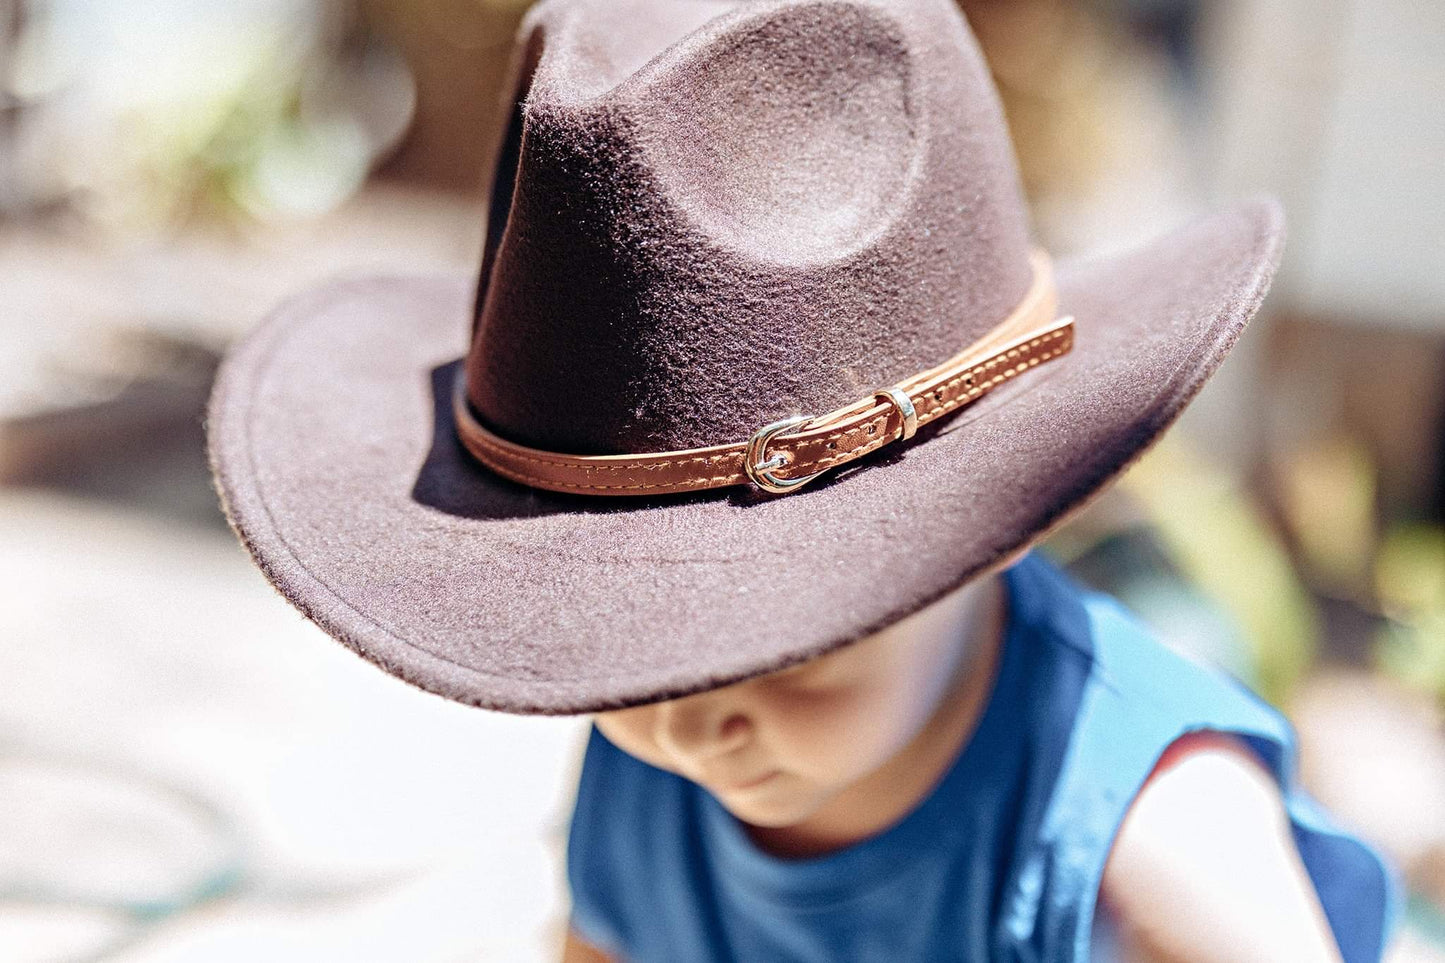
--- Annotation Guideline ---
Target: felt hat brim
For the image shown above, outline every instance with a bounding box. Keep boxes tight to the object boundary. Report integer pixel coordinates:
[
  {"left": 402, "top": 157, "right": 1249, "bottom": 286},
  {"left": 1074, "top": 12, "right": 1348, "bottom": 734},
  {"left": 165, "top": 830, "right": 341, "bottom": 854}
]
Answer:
[{"left": 208, "top": 199, "right": 1282, "bottom": 715}]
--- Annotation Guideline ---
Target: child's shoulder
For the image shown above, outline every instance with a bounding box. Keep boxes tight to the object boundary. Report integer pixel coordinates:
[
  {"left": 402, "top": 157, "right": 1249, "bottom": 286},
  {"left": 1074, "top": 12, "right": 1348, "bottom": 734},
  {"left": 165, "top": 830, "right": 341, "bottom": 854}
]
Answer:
[
  {"left": 1100, "top": 730, "right": 1347, "bottom": 962},
  {"left": 1010, "top": 554, "right": 1397, "bottom": 962},
  {"left": 566, "top": 726, "right": 702, "bottom": 955}
]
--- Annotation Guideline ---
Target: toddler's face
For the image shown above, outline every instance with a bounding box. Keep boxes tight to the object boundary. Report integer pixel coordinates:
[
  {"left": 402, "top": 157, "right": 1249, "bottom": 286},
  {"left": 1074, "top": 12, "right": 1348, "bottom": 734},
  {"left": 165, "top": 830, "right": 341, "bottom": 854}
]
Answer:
[{"left": 593, "top": 574, "right": 1001, "bottom": 832}]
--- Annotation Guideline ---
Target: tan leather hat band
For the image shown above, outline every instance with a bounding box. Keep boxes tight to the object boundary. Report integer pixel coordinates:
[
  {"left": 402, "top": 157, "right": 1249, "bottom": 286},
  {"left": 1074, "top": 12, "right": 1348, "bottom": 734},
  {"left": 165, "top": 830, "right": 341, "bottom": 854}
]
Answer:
[{"left": 454, "top": 251, "right": 1073, "bottom": 496}]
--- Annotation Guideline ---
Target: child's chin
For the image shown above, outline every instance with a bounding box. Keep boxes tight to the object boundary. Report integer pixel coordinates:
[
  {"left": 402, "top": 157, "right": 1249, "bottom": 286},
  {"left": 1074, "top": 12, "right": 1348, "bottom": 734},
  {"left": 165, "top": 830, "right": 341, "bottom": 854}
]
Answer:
[{"left": 713, "top": 786, "right": 823, "bottom": 829}]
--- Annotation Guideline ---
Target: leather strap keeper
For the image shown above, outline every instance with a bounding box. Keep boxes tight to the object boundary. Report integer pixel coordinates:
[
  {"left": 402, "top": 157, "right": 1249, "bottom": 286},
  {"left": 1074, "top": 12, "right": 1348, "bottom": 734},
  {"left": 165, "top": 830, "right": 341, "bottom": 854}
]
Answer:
[{"left": 454, "top": 251, "right": 1074, "bottom": 496}]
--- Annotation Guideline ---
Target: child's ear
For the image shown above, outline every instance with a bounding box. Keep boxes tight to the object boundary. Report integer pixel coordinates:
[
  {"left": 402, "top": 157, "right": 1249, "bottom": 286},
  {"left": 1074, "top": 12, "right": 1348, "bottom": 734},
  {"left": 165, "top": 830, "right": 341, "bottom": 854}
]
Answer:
[{"left": 626, "top": 0, "right": 921, "bottom": 263}]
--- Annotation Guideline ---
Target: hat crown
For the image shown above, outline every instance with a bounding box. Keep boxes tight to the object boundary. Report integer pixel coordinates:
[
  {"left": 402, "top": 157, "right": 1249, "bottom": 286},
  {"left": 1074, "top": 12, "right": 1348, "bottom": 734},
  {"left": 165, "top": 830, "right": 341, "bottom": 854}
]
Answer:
[{"left": 466, "top": 0, "right": 1033, "bottom": 455}]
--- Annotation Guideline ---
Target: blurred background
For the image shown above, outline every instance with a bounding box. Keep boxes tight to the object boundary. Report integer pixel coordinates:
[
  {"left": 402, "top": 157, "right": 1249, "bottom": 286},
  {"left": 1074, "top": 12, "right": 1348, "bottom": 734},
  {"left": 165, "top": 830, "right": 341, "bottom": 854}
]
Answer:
[{"left": 1, "top": 0, "right": 1441, "bottom": 959}]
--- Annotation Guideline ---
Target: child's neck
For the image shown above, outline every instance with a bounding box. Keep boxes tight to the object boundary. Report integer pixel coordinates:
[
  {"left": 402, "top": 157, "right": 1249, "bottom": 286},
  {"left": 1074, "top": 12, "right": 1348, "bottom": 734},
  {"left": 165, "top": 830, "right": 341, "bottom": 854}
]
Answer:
[{"left": 746, "top": 574, "right": 1009, "bottom": 858}]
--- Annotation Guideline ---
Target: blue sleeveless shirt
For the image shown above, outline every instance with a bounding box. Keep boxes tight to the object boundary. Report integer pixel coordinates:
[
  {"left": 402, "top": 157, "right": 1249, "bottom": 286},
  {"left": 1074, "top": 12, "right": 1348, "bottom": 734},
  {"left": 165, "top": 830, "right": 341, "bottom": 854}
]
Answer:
[{"left": 566, "top": 553, "right": 1396, "bottom": 961}]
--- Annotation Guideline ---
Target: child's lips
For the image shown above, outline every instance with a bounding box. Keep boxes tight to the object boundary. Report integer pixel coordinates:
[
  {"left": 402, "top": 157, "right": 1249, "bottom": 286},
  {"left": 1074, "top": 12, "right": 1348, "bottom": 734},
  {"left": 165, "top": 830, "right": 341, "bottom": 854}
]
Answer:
[{"left": 715, "top": 770, "right": 780, "bottom": 793}]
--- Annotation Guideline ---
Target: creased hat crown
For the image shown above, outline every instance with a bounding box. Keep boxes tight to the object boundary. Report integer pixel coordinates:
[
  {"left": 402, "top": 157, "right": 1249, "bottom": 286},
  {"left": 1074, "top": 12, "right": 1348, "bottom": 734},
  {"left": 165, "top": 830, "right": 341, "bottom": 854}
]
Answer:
[{"left": 466, "top": 0, "right": 1033, "bottom": 455}]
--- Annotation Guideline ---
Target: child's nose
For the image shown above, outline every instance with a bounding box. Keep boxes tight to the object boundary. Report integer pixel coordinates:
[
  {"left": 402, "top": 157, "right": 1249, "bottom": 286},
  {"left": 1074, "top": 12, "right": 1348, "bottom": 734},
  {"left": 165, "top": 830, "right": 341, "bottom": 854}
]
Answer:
[{"left": 654, "top": 693, "right": 752, "bottom": 763}]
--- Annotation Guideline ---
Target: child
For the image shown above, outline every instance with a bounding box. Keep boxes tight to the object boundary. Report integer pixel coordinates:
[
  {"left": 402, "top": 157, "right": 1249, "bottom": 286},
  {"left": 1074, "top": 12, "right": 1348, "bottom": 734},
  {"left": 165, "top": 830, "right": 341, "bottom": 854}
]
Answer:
[
  {"left": 563, "top": 550, "right": 1392, "bottom": 961},
  {"left": 206, "top": 0, "right": 1396, "bottom": 959}
]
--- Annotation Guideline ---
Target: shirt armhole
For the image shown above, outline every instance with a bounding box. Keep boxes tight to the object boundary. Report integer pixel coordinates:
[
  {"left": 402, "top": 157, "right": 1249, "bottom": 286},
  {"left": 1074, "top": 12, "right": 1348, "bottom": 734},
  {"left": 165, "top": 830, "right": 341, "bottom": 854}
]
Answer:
[
  {"left": 1100, "top": 732, "right": 1348, "bottom": 962},
  {"left": 1072, "top": 594, "right": 1399, "bottom": 962}
]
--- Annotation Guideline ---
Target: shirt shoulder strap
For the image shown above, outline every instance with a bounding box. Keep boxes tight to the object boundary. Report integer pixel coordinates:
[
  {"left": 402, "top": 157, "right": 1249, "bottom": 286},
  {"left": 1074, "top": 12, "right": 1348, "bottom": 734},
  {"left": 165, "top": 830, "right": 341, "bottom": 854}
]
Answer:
[{"left": 1000, "top": 590, "right": 1398, "bottom": 963}]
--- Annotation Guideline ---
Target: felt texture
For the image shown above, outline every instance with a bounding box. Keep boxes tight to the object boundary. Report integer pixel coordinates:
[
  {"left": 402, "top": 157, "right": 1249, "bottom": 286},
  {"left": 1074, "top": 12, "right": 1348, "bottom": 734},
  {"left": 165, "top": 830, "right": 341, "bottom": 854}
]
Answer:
[
  {"left": 207, "top": 195, "right": 1284, "bottom": 714},
  {"left": 466, "top": 0, "right": 1033, "bottom": 455}
]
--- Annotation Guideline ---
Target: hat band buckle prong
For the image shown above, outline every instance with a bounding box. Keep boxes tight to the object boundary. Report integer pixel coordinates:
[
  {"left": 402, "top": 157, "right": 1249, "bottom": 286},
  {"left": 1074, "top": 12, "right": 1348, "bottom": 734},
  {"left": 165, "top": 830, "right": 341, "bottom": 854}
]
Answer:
[
  {"left": 744, "top": 415, "right": 823, "bottom": 493},
  {"left": 744, "top": 388, "right": 918, "bottom": 494}
]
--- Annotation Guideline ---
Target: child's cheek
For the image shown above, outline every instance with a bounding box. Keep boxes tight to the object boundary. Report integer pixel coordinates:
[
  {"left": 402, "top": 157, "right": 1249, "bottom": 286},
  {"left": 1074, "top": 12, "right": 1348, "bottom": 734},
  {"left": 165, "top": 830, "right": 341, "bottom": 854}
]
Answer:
[{"left": 768, "top": 684, "right": 909, "bottom": 785}]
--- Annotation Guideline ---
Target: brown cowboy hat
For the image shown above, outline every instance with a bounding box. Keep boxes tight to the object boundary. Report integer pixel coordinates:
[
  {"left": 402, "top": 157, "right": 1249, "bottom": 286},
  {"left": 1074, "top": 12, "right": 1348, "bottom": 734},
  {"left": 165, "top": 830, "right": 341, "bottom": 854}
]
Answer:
[{"left": 207, "top": 0, "right": 1283, "bottom": 714}]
